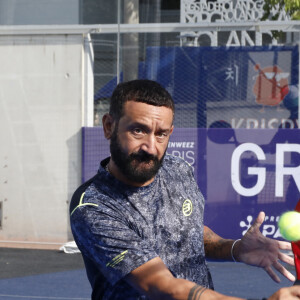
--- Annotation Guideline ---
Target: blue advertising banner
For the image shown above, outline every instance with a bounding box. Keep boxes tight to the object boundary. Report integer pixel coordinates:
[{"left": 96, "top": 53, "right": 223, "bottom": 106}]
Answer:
[
  {"left": 82, "top": 127, "right": 300, "bottom": 240},
  {"left": 205, "top": 128, "right": 300, "bottom": 239}
]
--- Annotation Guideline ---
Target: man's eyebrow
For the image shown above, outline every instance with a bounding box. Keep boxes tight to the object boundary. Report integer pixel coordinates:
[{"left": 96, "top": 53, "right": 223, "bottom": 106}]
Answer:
[
  {"left": 157, "top": 128, "right": 172, "bottom": 134},
  {"left": 128, "top": 122, "right": 150, "bottom": 131},
  {"left": 128, "top": 122, "right": 172, "bottom": 133}
]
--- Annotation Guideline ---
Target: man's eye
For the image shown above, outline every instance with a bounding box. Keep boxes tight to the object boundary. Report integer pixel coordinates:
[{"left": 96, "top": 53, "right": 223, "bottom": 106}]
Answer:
[
  {"left": 132, "top": 128, "right": 143, "bottom": 135},
  {"left": 156, "top": 132, "right": 168, "bottom": 140},
  {"left": 157, "top": 132, "right": 166, "bottom": 137}
]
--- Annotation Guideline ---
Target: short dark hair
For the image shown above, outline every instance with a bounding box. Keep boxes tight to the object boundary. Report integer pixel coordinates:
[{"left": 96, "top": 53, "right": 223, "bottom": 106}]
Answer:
[{"left": 109, "top": 79, "right": 175, "bottom": 121}]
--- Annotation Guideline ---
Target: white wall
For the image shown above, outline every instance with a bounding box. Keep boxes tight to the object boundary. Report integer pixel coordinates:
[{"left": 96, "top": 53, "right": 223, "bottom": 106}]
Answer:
[
  {"left": 0, "top": 34, "right": 85, "bottom": 248},
  {"left": 0, "top": 0, "right": 80, "bottom": 25}
]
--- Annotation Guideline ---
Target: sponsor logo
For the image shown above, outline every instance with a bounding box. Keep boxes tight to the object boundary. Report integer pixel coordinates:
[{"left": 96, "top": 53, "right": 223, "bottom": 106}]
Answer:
[
  {"left": 168, "top": 142, "right": 195, "bottom": 149},
  {"left": 240, "top": 215, "right": 282, "bottom": 238},
  {"left": 182, "top": 199, "right": 193, "bottom": 217},
  {"left": 231, "top": 118, "right": 299, "bottom": 129},
  {"left": 253, "top": 64, "right": 289, "bottom": 107},
  {"left": 106, "top": 250, "right": 128, "bottom": 268}
]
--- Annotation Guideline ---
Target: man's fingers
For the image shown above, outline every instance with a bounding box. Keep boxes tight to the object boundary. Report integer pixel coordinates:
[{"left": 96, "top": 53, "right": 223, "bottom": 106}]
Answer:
[
  {"left": 251, "top": 211, "right": 265, "bottom": 230},
  {"left": 264, "top": 265, "right": 281, "bottom": 283},
  {"left": 278, "top": 240, "right": 293, "bottom": 250},
  {"left": 278, "top": 251, "right": 295, "bottom": 266},
  {"left": 274, "top": 286, "right": 300, "bottom": 299},
  {"left": 273, "top": 261, "right": 296, "bottom": 282}
]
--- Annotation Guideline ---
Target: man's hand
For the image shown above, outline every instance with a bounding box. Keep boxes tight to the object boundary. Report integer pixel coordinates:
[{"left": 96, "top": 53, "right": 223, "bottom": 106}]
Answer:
[
  {"left": 268, "top": 286, "right": 300, "bottom": 299},
  {"left": 234, "top": 211, "right": 295, "bottom": 283}
]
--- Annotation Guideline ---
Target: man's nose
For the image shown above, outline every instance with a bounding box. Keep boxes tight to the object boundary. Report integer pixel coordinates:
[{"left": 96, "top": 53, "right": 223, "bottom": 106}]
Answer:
[{"left": 140, "top": 134, "right": 157, "bottom": 155}]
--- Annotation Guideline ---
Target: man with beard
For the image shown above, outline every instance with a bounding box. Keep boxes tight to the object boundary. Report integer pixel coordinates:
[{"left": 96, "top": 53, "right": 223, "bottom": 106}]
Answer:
[{"left": 70, "top": 79, "right": 299, "bottom": 300}]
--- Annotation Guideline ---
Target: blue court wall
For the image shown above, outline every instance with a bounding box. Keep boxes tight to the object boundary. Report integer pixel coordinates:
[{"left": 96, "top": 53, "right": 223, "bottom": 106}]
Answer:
[{"left": 82, "top": 127, "right": 300, "bottom": 240}]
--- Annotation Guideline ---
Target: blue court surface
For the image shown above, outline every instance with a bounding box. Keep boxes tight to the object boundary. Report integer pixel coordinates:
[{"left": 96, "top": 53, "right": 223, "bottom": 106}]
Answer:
[
  {"left": 0, "top": 248, "right": 295, "bottom": 299},
  {"left": 208, "top": 260, "right": 295, "bottom": 299}
]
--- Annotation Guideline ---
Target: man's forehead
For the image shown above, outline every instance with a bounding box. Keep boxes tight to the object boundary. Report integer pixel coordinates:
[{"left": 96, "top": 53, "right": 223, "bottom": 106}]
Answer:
[
  {"left": 123, "top": 100, "right": 173, "bottom": 114},
  {"left": 121, "top": 101, "right": 173, "bottom": 124}
]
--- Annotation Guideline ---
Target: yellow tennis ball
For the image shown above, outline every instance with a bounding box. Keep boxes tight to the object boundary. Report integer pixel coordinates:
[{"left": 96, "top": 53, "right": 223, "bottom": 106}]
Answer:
[{"left": 278, "top": 211, "right": 300, "bottom": 242}]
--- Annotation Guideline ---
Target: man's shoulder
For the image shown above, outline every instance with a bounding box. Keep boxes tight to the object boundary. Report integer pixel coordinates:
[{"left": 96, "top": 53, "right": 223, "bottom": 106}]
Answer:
[
  {"left": 162, "top": 154, "right": 192, "bottom": 170},
  {"left": 70, "top": 168, "right": 133, "bottom": 218},
  {"left": 69, "top": 175, "right": 98, "bottom": 215},
  {"left": 160, "top": 154, "right": 194, "bottom": 181}
]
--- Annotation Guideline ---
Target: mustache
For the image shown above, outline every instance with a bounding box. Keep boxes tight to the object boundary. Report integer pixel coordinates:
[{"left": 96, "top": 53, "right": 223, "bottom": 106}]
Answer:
[{"left": 129, "top": 151, "right": 158, "bottom": 163}]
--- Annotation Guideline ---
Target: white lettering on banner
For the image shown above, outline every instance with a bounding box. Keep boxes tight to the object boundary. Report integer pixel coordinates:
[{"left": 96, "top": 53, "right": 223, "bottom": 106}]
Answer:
[
  {"left": 231, "top": 118, "right": 244, "bottom": 128},
  {"left": 231, "top": 118, "right": 299, "bottom": 129},
  {"left": 225, "top": 65, "right": 239, "bottom": 85},
  {"left": 167, "top": 140, "right": 196, "bottom": 170},
  {"left": 231, "top": 143, "right": 266, "bottom": 196},
  {"left": 276, "top": 144, "right": 300, "bottom": 197},
  {"left": 168, "top": 142, "right": 195, "bottom": 148},
  {"left": 240, "top": 215, "right": 282, "bottom": 238},
  {"left": 231, "top": 143, "right": 300, "bottom": 197},
  {"left": 246, "top": 118, "right": 259, "bottom": 128},
  {"left": 169, "top": 150, "right": 195, "bottom": 168},
  {"left": 269, "top": 118, "right": 279, "bottom": 129}
]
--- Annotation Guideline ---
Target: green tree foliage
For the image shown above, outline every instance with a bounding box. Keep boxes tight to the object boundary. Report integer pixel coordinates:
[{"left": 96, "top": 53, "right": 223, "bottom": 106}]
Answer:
[{"left": 262, "top": 0, "right": 300, "bottom": 20}]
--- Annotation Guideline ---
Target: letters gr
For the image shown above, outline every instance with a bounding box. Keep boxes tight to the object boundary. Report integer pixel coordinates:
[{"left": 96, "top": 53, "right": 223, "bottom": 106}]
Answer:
[{"left": 231, "top": 143, "right": 300, "bottom": 197}]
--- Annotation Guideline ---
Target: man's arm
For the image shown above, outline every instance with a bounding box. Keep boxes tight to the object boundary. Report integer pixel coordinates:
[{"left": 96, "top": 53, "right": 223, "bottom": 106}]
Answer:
[
  {"left": 125, "top": 256, "right": 243, "bottom": 300},
  {"left": 125, "top": 257, "right": 300, "bottom": 300},
  {"left": 204, "top": 226, "right": 233, "bottom": 260}
]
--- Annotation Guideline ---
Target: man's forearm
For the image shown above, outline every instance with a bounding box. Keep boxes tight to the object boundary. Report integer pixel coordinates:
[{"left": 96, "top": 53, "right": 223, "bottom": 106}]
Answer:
[
  {"left": 186, "top": 283, "right": 243, "bottom": 300},
  {"left": 188, "top": 285, "right": 207, "bottom": 300},
  {"left": 149, "top": 279, "right": 243, "bottom": 300},
  {"left": 204, "top": 226, "right": 234, "bottom": 260},
  {"left": 126, "top": 257, "right": 243, "bottom": 300}
]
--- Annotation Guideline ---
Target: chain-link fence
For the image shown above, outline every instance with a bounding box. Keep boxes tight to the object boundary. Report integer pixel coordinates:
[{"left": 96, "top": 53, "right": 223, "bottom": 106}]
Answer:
[{"left": 92, "top": 25, "right": 299, "bottom": 129}]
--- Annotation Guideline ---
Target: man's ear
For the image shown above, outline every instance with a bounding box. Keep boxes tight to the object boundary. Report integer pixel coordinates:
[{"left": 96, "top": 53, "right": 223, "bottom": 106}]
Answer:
[
  {"left": 102, "top": 114, "right": 115, "bottom": 139},
  {"left": 170, "top": 125, "right": 174, "bottom": 135}
]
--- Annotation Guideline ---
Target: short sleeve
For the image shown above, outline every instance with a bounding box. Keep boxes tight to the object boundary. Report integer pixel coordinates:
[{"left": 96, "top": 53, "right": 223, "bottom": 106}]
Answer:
[{"left": 71, "top": 199, "right": 158, "bottom": 285}]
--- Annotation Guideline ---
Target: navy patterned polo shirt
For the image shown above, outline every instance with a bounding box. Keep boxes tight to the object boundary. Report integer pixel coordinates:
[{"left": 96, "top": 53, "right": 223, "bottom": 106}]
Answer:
[{"left": 70, "top": 154, "right": 213, "bottom": 299}]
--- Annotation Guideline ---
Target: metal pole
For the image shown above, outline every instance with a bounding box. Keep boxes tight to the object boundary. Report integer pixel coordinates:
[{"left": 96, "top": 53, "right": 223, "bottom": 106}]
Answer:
[
  {"left": 123, "top": 0, "right": 139, "bottom": 82},
  {"left": 117, "top": 0, "right": 121, "bottom": 84}
]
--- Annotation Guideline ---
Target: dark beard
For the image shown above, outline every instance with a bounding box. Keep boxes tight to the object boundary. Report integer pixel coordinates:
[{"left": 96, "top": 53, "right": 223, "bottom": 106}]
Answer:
[{"left": 110, "top": 129, "right": 165, "bottom": 184}]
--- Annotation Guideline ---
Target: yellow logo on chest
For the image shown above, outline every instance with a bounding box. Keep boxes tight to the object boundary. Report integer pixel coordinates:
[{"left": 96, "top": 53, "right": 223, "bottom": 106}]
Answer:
[{"left": 182, "top": 199, "right": 193, "bottom": 217}]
